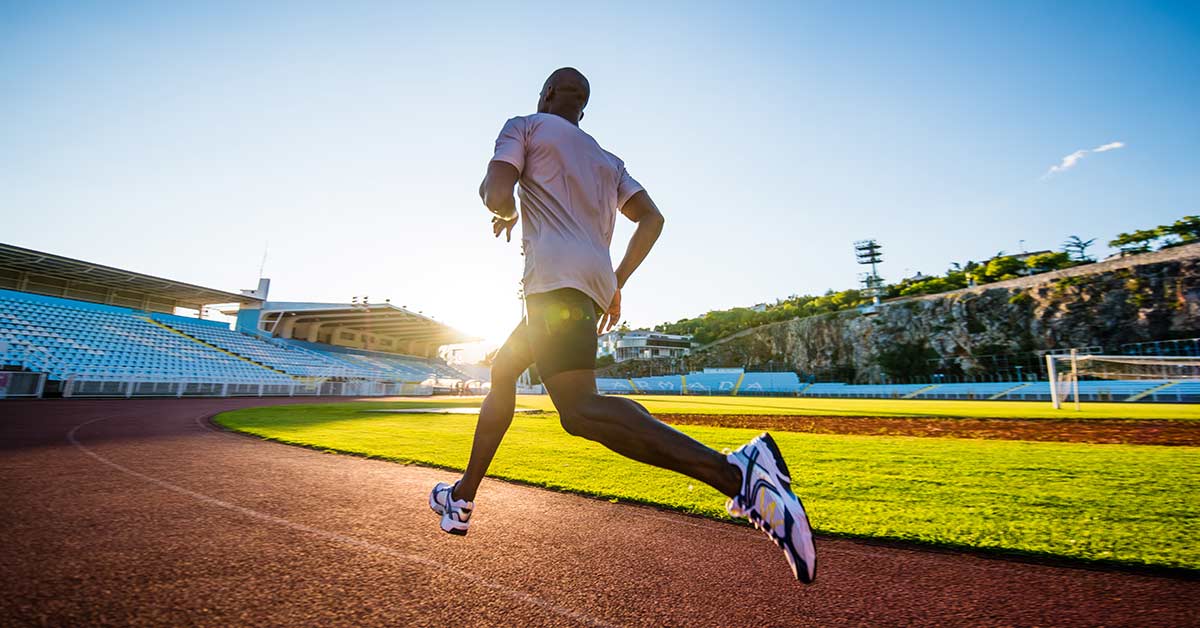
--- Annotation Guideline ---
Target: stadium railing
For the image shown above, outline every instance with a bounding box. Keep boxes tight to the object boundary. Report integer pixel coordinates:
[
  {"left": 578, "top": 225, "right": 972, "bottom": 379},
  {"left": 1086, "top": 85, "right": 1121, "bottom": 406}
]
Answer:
[
  {"left": 0, "top": 371, "right": 47, "bottom": 398},
  {"left": 58, "top": 373, "right": 432, "bottom": 398}
]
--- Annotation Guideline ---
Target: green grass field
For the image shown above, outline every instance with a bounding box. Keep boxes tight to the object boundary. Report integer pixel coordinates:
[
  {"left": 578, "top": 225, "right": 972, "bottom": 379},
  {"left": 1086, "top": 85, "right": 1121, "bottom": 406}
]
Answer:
[
  {"left": 217, "top": 396, "right": 1200, "bottom": 570},
  {"left": 513, "top": 394, "right": 1200, "bottom": 420}
]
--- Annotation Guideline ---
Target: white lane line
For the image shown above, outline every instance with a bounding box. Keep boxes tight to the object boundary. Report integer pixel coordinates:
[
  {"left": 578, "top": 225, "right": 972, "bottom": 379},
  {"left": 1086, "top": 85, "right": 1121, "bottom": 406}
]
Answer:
[{"left": 68, "top": 415, "right": 621, "bottom": 628}]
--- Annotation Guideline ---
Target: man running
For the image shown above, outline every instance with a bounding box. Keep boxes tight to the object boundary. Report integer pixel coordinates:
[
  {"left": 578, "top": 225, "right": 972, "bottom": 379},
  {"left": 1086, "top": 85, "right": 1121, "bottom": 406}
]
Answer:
[{"left": 430, "top": 67, "right": 816, "bottom": 583}]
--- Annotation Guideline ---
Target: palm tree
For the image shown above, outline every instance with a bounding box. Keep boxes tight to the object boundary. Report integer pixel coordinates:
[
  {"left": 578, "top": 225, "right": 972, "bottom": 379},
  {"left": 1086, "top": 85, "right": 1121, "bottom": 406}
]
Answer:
[{"left": 1062, "top": 235, "right": 1096, "bottom": 262}]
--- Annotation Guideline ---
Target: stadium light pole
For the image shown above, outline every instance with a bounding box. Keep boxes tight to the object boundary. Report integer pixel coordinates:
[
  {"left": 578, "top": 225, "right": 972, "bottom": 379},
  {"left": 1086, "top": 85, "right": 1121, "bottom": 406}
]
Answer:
[{"left": 854, "top": 239, "right": 884, "bottom": 307}]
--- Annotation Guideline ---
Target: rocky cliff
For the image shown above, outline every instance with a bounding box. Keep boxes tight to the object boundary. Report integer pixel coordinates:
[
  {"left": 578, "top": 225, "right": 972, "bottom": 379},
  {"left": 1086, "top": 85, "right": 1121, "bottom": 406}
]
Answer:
[{"left": 609, "top": 244, "right": 1200, "bottom": 383}]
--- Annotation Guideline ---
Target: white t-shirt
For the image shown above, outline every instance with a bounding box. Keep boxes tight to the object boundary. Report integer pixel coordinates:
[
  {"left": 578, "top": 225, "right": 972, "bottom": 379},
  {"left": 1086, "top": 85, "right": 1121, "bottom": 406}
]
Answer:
[{"left": 491, "top": 113, "right": 644, "bottom": 311}]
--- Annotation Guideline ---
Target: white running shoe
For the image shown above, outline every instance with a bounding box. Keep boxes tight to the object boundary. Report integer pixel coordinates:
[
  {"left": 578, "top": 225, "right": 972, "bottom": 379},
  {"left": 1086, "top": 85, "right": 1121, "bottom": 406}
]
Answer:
[
  {"left": 726, "top": 432, "right": 817, "bottom": 583},
  {"left": 429, "top": 481, "right": 473, "bottom": 536}
]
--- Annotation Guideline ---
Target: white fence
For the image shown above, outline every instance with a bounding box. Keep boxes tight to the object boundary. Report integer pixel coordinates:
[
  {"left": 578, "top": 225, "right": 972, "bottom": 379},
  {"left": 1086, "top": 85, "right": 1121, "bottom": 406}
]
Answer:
[{"left": 59, "top": 375, "right": 432, "bottom": 399}]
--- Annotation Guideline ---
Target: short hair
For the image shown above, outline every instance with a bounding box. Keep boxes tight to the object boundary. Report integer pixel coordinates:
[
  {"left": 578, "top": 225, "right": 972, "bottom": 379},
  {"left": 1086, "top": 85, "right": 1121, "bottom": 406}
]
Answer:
[{"left": 543, "top": 67, "right": 590, "bottom": 110}]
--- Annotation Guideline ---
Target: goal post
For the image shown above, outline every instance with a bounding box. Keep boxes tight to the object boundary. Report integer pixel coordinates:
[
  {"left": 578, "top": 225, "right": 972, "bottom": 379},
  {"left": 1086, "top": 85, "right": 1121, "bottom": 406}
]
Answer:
[{"left": 1045, "top": 352, "right": 1200, "bottom": 409}]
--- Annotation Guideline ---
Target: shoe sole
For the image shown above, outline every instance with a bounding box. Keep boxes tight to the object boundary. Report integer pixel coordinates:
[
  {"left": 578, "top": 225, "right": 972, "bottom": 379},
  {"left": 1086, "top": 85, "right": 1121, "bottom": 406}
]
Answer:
[{"left": 442, "top": 524, "right": 468, "bottom": 536}]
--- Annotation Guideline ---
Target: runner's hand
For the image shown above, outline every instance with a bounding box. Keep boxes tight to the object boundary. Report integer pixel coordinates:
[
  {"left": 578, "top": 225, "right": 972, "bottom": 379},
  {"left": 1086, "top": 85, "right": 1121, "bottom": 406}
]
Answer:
[
  {"left": 598, "top": 289, "right": 621, "bottom": 333},
  {"left": 492, "top": 216, "right": 517, "bottom": 242}
]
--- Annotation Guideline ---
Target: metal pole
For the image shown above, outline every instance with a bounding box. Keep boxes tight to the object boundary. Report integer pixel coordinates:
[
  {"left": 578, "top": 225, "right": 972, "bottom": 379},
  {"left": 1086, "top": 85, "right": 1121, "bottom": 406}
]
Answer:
[
  {"left": 1046, "top": 354, "right": 1060, "bottom": 409},
  {"left": 1070, "top": 348, "right": 1081, "bottom": 411}
]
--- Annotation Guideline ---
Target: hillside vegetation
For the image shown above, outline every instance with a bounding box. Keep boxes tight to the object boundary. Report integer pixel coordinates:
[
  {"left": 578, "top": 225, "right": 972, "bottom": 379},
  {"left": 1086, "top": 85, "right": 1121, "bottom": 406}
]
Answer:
[{"left": 655, "top": 215, "right": 1198, "bottom": 346}]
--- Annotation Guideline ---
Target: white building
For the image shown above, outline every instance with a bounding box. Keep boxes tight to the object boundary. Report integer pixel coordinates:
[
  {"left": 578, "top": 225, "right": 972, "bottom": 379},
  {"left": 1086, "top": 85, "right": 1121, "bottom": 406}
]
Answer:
[{"left": 598, "top": 329, "right": 693, "bottom": 363}]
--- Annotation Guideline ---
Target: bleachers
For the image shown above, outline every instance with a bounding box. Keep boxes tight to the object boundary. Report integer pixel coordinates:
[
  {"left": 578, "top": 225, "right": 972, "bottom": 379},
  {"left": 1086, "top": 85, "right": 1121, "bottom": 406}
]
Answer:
[
  {"left": 1074, "top": 380, "right": 1163, "bottom": 401},
  {"left": 632, "top": 375, "right": 683, "bottom": 393},
  {"left": 800, "top": 382, "right": 928, "bottom": 398},
  {"left": 739, "top": 372, "right": 801, "bottom": 394},
  {"left": 913, "top": 382, "right": 1026, "bottom": 400},
  {"left": 593, "top": 373, "right": 1191, "bottom": 403},
  {"left": 684, "top": 372, "right": 739, "bottom": 394},
  {"left": 1152, "top": 381, "right": 1200, "bottom": 403},
  {"left": 152, "top": 314, "right": 370, "bottom": 378},
  {"left": 597, "top": 378, "right": 635, "bottom": 393},
  {"left": 278, "top": 338, "right": 469, "bottom": 381},
  {"left": 0, "top": 289, "right": 290, "bottom": 384}
]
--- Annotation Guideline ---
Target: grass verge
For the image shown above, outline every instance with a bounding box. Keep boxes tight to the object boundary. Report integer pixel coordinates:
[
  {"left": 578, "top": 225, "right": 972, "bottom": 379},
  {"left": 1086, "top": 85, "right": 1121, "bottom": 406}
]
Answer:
[
  {"left": 217, "top": 401, "right": 1200, "bottom": 570},
  {"left": 512, "top": 394, "right": 1200, "bottom": 420}
]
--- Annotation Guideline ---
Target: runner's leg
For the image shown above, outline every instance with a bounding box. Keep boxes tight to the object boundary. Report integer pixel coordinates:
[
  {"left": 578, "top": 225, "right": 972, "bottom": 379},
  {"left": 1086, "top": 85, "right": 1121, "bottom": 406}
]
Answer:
[
  {"left": 452, "top": 323, "right": 534, "bottom": 502},
  {"left": 543, "top": 369, "right": 742, "bottom": 498}
]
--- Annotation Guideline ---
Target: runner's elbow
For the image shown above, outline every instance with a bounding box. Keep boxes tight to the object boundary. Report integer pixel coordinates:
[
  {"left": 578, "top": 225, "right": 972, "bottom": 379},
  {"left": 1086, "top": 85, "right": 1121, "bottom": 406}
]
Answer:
[{"left": 643, "top": 208, "right": 664, "bottom": 232}]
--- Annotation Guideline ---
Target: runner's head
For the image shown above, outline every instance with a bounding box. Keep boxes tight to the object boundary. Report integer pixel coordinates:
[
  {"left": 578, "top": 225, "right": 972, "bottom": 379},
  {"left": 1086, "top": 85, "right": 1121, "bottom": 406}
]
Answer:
[{"left": 538, "top": 67, "right": 590, "bottom": 124}]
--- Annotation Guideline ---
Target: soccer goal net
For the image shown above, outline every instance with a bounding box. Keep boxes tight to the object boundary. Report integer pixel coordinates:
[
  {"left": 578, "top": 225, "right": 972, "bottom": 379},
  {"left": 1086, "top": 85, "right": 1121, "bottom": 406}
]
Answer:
[{"left": 1044, "top": 351, "right": 1200, "bottom": 409}]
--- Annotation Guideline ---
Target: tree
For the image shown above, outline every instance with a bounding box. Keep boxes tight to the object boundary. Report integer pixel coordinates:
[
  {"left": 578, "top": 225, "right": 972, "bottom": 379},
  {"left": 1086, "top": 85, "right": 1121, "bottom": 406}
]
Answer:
[
  {"left": 1109, "top": 228, "right": 1161, "bottom": 255},
  {"left": 1165, "top": 215, "right": 1200, "bottom": 245},
  {"left": 1025, "top": 251, "right": 1074, "bottom": 273},
  {"left": 1061, "top": 235, "right": 1096, "bottom": 262},
  {"left": 969, "top": 255, "right": 1023, "bottom": 284}
]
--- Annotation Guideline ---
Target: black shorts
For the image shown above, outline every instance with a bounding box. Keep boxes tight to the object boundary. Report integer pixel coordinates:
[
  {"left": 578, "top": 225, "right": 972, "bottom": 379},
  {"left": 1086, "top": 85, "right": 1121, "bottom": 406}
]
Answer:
[{"left": 504, "top": 288, "right": 603, "bottom": 380}]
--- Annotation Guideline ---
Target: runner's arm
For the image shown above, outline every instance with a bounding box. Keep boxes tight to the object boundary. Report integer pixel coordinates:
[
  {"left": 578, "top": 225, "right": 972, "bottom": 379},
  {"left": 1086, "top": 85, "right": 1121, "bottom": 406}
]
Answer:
[
  {"left": 479, "top": 161, "right": 520, "bottom": 220},
  {"left": 614, "top": 190, "right": 664, "bottom": 289}
]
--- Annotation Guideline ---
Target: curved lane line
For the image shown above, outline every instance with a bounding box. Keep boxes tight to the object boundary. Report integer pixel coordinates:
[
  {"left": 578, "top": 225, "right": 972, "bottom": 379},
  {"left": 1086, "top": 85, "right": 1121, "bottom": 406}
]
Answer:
[{"left": 67, "top": 415, "right": 621, "bottom": 628}]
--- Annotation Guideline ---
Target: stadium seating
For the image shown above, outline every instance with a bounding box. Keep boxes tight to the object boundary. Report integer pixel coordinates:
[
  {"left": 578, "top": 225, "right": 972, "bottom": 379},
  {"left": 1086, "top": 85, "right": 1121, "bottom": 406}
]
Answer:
[
  {"left": 739, "top": 372, "right": 801, "bottom": 394},
  {"left": 151, "top": 314, "right": 364, "bottom": 378},
  {"left": 1152, "top": 381, "right": 1200, "bottom": 403},
  {"left": 0, "top": 289, "right": 469, "bottom": 392},
  {"left": 631, "top": 375, "right": 683, "bottom": 393},
  {"left": 596, "top": 378, "right": 635, "bottom": 393},
  {"left": 684, "top": 372, "right": 740, "bottom": 394},
  {"left": 278, "top": 338, "right": 470, "bottom": 381},
  {"left": 913, "top": 382, "right": 1027, "bottom": 400},
  {"left": 1072, "top": 380, "right": 1163, "bottom": 401},
  {"left": 0, "top": 289, "right": 291, "bottom": 384},
  {"left": 800, "top": 382, "right": 929, "bottom": 398},
  {"left": 154, "top": 314, "right": 471, "bottom": 382}
]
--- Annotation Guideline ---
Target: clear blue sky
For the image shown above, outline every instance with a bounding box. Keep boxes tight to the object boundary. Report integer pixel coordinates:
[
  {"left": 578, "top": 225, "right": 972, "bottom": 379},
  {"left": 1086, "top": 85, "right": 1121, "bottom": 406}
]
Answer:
[{"left": 2, "top": 1, "right": 1197, "bottom": 347}]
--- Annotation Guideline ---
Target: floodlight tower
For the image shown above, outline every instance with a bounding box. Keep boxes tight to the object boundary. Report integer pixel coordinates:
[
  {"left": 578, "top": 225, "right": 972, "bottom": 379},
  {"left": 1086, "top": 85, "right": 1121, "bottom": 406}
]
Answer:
[{"left": 854, "top": 239, "right": 884, "bottom": 306}]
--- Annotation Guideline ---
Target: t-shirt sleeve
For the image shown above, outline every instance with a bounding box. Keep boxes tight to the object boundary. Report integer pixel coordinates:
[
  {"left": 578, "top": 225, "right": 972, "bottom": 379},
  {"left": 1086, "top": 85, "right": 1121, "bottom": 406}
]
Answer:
[
  {"left": 617, "top": 166, "right": 644, "bottom": 209},
  {"left": 491, "top": 117, "right": 527, "bottom": 174}
]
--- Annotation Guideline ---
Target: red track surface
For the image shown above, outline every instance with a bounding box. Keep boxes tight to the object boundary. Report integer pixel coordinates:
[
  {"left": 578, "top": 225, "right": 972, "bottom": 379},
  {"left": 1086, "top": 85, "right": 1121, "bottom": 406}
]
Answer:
[{"left": 1, "top": 398, "right": 1196, "bottom": 627}]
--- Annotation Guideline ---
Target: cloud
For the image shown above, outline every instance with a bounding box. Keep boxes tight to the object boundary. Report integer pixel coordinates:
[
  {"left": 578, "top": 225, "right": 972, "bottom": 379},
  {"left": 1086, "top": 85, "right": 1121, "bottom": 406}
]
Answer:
[{"left": 1042, "top": 141, "right": 1125, "bottom": 178}]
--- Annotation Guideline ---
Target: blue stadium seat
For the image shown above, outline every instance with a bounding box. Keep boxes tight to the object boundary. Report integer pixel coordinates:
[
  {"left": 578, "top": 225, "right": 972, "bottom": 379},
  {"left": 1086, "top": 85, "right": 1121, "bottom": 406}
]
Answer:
[{"left": 0, "top": 289, "right": 291, "bottom": 384}]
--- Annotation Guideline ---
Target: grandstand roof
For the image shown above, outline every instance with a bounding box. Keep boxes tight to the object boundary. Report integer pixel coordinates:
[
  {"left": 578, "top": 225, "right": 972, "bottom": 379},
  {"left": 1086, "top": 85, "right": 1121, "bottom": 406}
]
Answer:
[
  {"left": 0, "top": 242, "right": 261, "bottom": 313},
  {"left": 257, "top": 301, "right": 476, "bottom": 347}
]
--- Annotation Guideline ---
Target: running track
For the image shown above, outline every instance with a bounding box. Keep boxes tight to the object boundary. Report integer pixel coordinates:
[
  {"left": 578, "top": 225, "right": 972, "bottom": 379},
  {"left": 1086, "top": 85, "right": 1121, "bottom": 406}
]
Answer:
[{"left": 1, "top": 398, "right": 1196, "bottom": 627}]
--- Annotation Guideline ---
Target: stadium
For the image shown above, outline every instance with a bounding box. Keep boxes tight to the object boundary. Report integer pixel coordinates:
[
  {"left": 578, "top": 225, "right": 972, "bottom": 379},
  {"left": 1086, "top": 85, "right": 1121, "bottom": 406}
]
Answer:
[
  {"left": 5, "top": 239, "right": 1197, "bottom": 405},
  {"left": 4, "top": 4, "right": 1200, "bottom": 627},
  {"left": 0, "top": 242, "right": 479, "bottom": 399},
  {"left": 4, "top": 233, "right": 1199, "bottom": 625}
]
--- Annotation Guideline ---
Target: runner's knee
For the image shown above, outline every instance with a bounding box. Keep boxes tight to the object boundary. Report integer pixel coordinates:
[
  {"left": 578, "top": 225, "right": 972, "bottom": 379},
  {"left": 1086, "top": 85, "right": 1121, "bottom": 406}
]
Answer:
[
  {"left": 490, "top": 357, "right": 524, "bottom": 387},
  {"left": 557, "top": 394, "right": 608, "bottom": 438},
  {"left": 558, "top": 408, "right": 587, "bottom": 437}
]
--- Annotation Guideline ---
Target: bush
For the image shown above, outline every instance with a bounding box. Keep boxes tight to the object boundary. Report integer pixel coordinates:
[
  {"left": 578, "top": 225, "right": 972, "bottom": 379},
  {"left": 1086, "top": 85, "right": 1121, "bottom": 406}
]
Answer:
[{"left": 1024, "top": 251, "right": 1074, "bottom": 273}]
